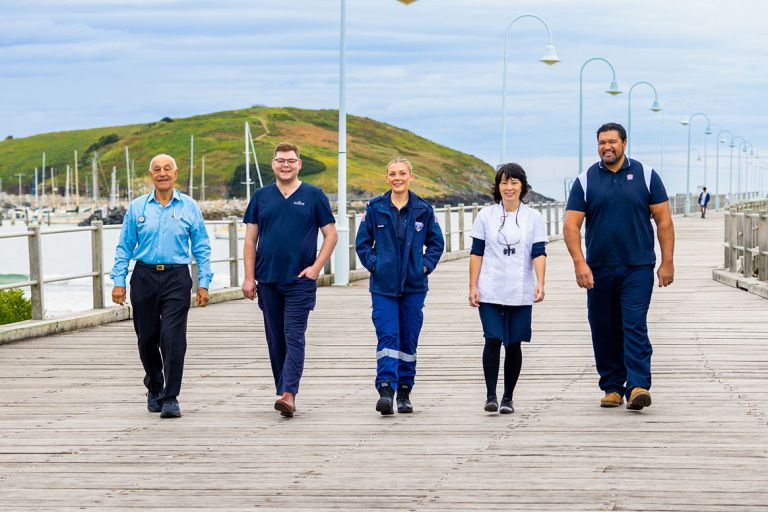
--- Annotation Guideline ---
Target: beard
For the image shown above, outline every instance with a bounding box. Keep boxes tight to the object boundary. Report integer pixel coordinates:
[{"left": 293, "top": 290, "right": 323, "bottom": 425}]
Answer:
[{"left": 601, "top": 150, "right": 623, "bottom": 164}]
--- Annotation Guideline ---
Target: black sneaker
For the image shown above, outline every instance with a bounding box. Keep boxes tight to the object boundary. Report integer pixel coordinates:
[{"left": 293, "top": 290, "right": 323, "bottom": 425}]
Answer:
[
  {"left": 376, "top": 383, "right": 395, "bottom": 416},
  {"left": 147, "top": 392, "right": 162, "bottom": 413},
  {"left": 396, "top": 385, "right": 413, "bottom": 414},
  {"left": 160, "top": 397, "right": 182, "bottom": 418},
  {"left": 499, "top": 398, "right": 514, "bottom": 414},
  {"left": 484, "top": 397, "right": 499, "bottom": 412}
]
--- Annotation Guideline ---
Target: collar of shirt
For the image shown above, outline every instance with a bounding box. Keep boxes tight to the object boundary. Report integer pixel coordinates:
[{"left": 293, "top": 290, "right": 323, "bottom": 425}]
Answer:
[
  {"left": 598, "top": 156, "right": 632, "bottom": 172},
  {"left": 147, "top": 188, "right": 182, "bottom": 205}
]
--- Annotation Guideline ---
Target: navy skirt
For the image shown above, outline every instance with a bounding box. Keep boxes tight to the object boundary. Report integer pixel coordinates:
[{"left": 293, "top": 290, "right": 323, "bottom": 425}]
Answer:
[{"left": 478, "top": 302, "right": 532, "bottom": 346}]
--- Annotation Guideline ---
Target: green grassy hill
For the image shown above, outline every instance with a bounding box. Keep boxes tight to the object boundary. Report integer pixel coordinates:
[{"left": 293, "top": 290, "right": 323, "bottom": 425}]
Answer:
[{"left": 0, "top": 107, "right": 543, "bottom": 202}]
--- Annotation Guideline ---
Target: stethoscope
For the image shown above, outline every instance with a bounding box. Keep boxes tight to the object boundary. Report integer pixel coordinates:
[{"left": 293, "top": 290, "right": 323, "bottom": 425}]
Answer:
[
  {"left": 137, "top": 191, "right": 184, "bottom": 223},
  {"left": 497, "top": 202, "right": 522, "bottom": 256}
]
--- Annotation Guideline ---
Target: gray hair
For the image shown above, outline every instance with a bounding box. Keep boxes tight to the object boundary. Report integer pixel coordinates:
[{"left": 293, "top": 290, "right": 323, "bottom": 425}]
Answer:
[
  {"left": 386, "top": 156, "right": 413, "bottom": 173},
  {"left": 148, "top": 154, "right": 178, "bottom": 172}
]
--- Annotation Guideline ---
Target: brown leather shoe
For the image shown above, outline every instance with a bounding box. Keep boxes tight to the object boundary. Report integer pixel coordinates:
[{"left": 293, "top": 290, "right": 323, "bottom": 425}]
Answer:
[
  {"left": 275, "top": 392, "right": 296, "bottom": 417},
  {"left": 627, "top": 387, "right": 652, "bottom": 411},
  {"left": 600, "top": 392, "right": 624, "bottom": 408}
]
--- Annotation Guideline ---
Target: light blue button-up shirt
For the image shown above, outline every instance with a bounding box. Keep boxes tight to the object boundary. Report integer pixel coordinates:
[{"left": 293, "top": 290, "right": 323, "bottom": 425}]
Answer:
[{"left": 111, "top": 189, "right": 213, "bottom": 288}]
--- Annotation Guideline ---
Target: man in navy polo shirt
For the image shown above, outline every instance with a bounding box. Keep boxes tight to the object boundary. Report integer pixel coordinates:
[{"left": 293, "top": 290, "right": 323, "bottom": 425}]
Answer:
[
  {"left": 564, "top": 122, "right": 675, "bottom": 411},
  {"left": 241, "top": 142, "right": 338, "bottom": 417}
]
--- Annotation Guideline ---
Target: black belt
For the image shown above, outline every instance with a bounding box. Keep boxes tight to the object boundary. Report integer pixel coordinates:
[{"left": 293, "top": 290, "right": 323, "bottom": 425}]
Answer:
[{"left": 136, "top": 261, "right": 186, "bottom": 271}]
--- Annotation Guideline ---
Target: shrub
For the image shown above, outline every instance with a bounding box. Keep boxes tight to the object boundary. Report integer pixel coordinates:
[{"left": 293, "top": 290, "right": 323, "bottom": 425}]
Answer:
[{"left": 0, "top": 288, "right": 32, "bottom": 325}]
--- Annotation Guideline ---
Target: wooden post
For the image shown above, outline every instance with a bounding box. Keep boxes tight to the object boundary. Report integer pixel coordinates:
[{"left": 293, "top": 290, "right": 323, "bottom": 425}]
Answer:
[
  {"left": 91, "top": 220, "right": 104, "bottom": 309},
  {"left": 471, "top": 202, "right": 479, "bottom": 222},
  {"left": 739, "top": 209, "right": 752, "bottom": 277},
  {"left": 28, "top": 224, "right": 44, "bottom": 319},
  {"left": 546, "top": 203, "right": 553, "bottom": 236},
  {"left": 443, "top": 206, "right": 452, "bottom": 253},
  {"left": 757, "top": 210, "right": 767, "bottom": 282},
  {"left": 348, "top": 212, "right": 357, "bottom": 271},
  {"left": 228, "top": 216, "right": 239, "bottom": 287},
  {"left": 744, "top": 210, "right": 754, "bottom": 278},
  {"left": 723, "top": 211, "right": 731, "bottom": 270},
  {"left": 728, "top": 211, "right": 739, "bottom": 273},
  {"left": 555, "top": 202, "right": 561, "bottom": 235},
  {"left": 458, "top": 204, "right": 465, "bottom": 250},
  {"left": 190, "top": 260, "right": 199, "bottom": 294}
]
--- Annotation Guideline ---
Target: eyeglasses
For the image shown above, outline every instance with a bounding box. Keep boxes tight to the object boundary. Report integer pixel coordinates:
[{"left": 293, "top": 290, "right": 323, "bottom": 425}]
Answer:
[
  {"left": 497, "top": 209, "right": 521, "bottom": 256},
  {"left": 274, "top": 158, "right": 299, "bottom": 165}
]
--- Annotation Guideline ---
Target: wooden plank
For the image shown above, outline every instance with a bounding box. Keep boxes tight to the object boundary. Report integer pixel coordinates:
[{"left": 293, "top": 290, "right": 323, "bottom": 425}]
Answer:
[{"left": 1, "top": 211, "right": 768, "bottom": 511}]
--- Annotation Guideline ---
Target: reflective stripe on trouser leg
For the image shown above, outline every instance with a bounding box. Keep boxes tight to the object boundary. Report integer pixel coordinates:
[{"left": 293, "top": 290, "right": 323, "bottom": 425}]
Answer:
[
  {"left": 372, "top": 293, "right": 400, "bottom": 388},
  {"left": 619, "top": 265, "right": 654, "bottom": 396},
  {"left": 396, "top": 292, "right": 426, "bottom": 388},
  {"left": 587, "top": 266, "right": 627, "bottom": 395}
]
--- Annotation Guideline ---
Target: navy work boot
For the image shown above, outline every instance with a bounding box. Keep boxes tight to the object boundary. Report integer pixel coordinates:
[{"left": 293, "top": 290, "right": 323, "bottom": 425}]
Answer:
[
  {"left": 397, "top": 384, "right": 413, "bottom": 414},
  {"left": 160, "top": 397, "right": 182, "bottom": 418},
  {"left": 147, "top": 391, "right": 162, "bottom": 413},
  {"left": 376, "top": 382, "right": 395, "bottom": 416}
]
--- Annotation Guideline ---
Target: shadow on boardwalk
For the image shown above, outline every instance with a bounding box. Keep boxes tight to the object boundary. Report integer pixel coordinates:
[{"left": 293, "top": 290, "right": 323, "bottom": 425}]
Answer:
[{"left": 1, "top": 211, "right": 767, "bottom": 511}]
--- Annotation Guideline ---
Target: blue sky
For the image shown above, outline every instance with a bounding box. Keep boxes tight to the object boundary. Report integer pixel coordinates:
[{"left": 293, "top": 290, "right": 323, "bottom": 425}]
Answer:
[{"left": 1, "top": 0, "right": 766, "bottom": 199}]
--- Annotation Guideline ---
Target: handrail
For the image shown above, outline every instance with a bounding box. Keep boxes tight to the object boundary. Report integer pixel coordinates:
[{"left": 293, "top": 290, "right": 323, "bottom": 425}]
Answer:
[{"left": 721, "top": 200, "right": 768, "bottom": 283}]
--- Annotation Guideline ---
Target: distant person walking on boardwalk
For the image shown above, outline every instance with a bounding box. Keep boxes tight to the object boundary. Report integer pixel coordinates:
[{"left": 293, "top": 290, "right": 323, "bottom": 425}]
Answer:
[
  {"left": 241, "top": 142, "right": 338, "bottom": 418},
  {"left": 468, "top": 164, "right": 547, "bottom": 414},
  {"left": 564, "top": 122, "right": 675, "bottom": 411},
  {"left": 355, "top": 157, "right": 444, "bottom": 415},
  {"left": 111, "top": 153, "right": 212, "bottom": 419},
  {"left": 698, "top": 187, "right": 711, "bottom": 218}
]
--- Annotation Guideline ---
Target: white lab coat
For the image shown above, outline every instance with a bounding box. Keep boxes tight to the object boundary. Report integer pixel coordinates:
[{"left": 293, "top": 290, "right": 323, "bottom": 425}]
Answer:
[{"left": 470, "top": 202, "right": 548, "bottom": 306}]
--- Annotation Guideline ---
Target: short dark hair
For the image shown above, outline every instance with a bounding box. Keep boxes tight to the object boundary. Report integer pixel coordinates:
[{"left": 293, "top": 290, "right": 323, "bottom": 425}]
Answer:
[
  {"left": 274, "top": 142, "right": 300, "bottom": 159},
  {"left": 702, "top": 187, "right": 707, "bottom": 191},
  {"left": 596, "top": 122, "right": 627, "bottom": 141},
  {"left": 492, "top": 163, "right": 531, "bottom": 203}
]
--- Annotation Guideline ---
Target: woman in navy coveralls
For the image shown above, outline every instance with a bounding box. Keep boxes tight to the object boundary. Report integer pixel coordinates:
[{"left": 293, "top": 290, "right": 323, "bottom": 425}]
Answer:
[{"left": 355, "top": 157, "right": 445, "bottom": 415}]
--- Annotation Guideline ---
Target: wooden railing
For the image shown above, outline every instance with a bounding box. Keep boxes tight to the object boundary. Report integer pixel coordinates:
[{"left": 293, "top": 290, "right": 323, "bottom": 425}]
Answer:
[{"left": 722, "top": 200, "right": 768, "bottom": 282}]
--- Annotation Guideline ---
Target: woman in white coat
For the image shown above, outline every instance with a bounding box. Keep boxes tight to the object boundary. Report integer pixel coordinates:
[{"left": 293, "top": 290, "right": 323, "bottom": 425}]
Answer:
[{"left": 468, "top": 163, "right": 547, "bottom": 414}]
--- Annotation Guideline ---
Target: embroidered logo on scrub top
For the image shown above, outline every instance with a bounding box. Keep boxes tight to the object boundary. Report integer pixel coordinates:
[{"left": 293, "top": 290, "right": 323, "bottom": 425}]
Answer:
[
  {"left": 627, "top": 174, "right": 634, "bottom": 181},
  {"left": 414, "top": 221, "right": 424, "bottom": 232},
  {"left": 293, "top": 200, "right": 305, "bottom": 206}
]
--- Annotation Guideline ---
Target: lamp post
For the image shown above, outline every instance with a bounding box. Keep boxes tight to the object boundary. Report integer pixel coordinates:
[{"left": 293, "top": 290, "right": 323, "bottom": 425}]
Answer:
[
  {"left": 499, "top": 14, "right": 560, "bottom": 163},
  {"left": 627, "top": 81, "right": 662, "bottom": 157},
  {"left": 733, "top": 137, "right": 748, "bottom": 201},
  {"left": 659, "top": 100, "right": 688, "bottom": 176},
  {"left": 684, "top": 112, "right": 711, "bottom": 216},
  {"left": 715, "top": 129, "right": 734, "bottom": 210},
  {"left": 578, "top": 57, "right": 622, "bottom": 174},
  {"left": 743, "top": 144, "right": 754, "bottom": 198},
  {"left": 333, "top": 0, "right": 417, "bottom": 286}
]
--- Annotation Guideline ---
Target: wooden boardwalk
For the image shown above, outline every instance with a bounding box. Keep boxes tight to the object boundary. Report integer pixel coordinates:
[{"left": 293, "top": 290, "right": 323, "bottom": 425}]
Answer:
[{"left": 1, "top": 211, "right": 767, "bottom": 511}]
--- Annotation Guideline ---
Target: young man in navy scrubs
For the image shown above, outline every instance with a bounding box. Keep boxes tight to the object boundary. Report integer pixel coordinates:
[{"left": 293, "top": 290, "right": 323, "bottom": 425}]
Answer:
[
  {"left": 564, "top": 123, "right": 675, "bottom": 411},
  {"left": 241, "top": 142, "right": 338, "bottom": 417}
]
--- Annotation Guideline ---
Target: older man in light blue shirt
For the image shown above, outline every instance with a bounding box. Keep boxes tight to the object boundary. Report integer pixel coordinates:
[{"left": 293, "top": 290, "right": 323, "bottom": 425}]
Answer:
[{"left": 111, "top": 153, "right": 212, "bottom": 418}]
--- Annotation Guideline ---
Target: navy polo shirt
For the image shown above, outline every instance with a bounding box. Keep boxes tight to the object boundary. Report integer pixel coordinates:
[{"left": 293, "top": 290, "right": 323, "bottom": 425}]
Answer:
[
  {"left": 566, "top": 157, "right": 668, "bottom": 268},
  {"left": 244, "top": 182, "right": 336, "bottom": 283}
]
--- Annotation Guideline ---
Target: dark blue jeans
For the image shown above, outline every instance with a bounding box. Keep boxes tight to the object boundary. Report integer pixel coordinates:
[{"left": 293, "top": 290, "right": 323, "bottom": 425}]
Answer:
[
  {"left": 371, "top": 292, "right": 426, "bottom": 390},
  {"left": 587, "top": 265, "right": 654, "bottom": 398},
  {"left": 257, "top": 278, "right": 317, "bottom": 395}
]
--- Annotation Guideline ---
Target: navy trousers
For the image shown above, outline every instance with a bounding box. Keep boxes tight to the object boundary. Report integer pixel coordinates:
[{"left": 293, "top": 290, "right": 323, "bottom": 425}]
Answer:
[
  {"left": 371, "top": 292, "right": 426, "bottom": 390},
  {"left": 587, "top": 265, "right": 654, "bottom": 398},
  {"left": 129, "top": 264, "right": 192, "bottom": 400},
  {"left": 257, "top": 279, "right": 317, "bottom": 395}
]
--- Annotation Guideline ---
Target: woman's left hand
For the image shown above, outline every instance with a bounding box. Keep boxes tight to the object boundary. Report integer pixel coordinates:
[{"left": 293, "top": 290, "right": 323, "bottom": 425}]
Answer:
[{"left": 533, "top": 283, "right": 545, "bottom": 303}]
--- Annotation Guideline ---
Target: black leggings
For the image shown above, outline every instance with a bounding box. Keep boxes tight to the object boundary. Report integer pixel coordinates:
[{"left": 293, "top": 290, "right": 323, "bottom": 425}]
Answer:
[{"left": 482, "top": 338, "right": 522, "bottom": 401}]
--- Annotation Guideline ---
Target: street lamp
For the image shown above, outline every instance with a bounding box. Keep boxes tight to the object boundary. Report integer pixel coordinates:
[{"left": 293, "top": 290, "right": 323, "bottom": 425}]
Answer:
[
  {"left": 732, "top": 136, "right": 747, "bottom": 202},
  {"left": 333, "top": 0, "right": 416, "bottom": 286},
  {"left": 627, "top": 81, "right": 662, "bottom": 157},
  {"left": 499, "top": 14, "right": 559, "bottom": 163},
  {"left": 715, "top": 129, "right": 734, "bottom": 209},
  {"left": 684, "top": 112, "right": 711, "bottom": 216},
  {"left": 659, "top": 100, "right": 688, "bottom": 176},
  {"left": 578, "top": 57, "right": 622, "bottom": 174}
]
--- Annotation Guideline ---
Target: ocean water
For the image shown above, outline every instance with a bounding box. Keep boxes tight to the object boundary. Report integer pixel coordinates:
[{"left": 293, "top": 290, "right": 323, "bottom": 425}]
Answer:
[{"left": 0, "top": 223, "right": 244, "bottom": 317}]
